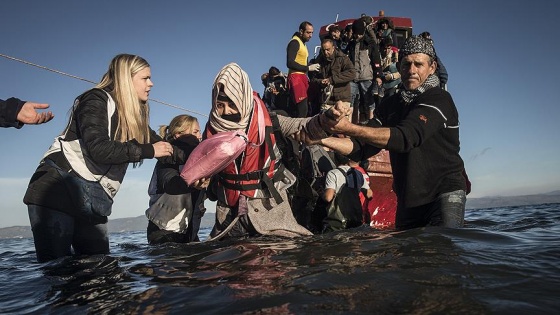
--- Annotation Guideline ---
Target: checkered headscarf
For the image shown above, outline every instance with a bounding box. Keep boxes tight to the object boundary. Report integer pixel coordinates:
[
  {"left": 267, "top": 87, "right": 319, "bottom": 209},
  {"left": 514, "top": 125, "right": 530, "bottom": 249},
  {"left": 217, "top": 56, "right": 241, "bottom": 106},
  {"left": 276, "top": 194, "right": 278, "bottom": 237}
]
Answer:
[{"left": 400, "top": 35, "right": 436, "bottom": 59}]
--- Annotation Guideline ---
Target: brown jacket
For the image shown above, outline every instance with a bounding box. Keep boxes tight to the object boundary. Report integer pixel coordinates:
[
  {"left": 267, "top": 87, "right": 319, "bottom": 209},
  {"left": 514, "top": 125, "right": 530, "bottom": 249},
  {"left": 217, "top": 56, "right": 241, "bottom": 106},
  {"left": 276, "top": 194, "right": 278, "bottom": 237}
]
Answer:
[{"left": 312, "top": 49, "right": 356, "bottom": 104}]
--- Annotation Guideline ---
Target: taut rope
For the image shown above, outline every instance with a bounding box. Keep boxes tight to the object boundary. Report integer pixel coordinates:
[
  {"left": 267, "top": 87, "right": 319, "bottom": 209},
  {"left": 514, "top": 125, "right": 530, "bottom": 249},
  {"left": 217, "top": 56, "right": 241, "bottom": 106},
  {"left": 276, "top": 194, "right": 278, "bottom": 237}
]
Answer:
[{"left": 0, "top": 53, "right": 208, "bottom": 118}]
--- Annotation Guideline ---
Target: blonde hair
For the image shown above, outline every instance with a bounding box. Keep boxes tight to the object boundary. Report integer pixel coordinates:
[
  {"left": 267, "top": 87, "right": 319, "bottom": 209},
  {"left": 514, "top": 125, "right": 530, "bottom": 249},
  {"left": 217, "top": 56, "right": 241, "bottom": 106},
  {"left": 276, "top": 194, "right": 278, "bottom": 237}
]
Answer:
[
  {"left": 158, "top": 114, "right": 198, "bottom": 141},
  {"left": 96, "top": 54, "right": 151, "bottom": 143}
]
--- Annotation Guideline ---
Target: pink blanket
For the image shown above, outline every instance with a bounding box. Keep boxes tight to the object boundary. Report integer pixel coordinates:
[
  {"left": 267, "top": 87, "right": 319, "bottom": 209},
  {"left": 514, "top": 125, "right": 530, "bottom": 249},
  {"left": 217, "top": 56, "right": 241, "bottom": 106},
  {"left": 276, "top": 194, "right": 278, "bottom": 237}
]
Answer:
[{"left": 180, "top": 130, "right": 248, "bottom": 186}]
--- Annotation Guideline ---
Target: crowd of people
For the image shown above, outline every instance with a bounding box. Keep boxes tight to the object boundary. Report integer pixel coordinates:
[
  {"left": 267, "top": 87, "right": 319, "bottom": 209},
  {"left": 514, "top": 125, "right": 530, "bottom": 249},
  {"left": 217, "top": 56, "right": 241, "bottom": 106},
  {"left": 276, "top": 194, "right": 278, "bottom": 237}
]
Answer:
[
  {"left": 260, "top": 16, "right": 449, "bottom": 124},
  {"left": 4, "top": 15, "right": 468, "bottom": 263}
]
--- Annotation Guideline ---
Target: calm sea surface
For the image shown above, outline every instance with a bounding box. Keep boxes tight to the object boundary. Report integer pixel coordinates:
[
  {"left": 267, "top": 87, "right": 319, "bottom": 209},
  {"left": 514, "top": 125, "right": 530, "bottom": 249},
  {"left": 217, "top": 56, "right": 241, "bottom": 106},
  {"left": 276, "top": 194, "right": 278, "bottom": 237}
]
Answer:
[{"left": 1, "top": 203, "right": 559, "bottom": 314}]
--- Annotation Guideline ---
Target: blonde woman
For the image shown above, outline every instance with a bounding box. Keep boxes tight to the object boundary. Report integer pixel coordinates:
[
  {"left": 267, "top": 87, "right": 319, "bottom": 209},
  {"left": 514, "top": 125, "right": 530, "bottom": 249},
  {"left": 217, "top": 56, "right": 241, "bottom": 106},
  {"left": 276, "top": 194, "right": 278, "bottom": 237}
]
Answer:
[
  {"left": 24, "top": 54, "right": 176, "bottom": 262},
  {"left": 146, "top": 114, "right": 207, "bottom": 244}
]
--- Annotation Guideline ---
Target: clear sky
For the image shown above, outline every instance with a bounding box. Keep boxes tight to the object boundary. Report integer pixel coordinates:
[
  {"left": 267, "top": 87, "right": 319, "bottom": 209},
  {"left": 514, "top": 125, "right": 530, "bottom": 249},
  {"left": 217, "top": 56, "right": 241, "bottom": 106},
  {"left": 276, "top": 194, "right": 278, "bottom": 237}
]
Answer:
[{"left": 1, "top": 0, "right": 559, "bottom": 228}]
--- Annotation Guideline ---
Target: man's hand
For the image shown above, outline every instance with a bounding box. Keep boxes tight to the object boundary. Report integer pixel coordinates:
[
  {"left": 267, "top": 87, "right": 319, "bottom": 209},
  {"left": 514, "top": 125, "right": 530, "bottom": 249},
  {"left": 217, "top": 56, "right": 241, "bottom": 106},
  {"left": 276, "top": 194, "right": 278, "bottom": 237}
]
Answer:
[
  {"left": 308, "top": 64, "right": 321, "bottom": 72},
  {"left": 327, "top": 116, "right": 352, "bottom": 134},
  {"left": 17, "top": 102, "right": 54, "bottom": 125},
  {"left": 293, "top": 129, "right": 321, "bottom": 146},
  {"left": 323, "top": 100, "right": 350, "bottom": 123}
]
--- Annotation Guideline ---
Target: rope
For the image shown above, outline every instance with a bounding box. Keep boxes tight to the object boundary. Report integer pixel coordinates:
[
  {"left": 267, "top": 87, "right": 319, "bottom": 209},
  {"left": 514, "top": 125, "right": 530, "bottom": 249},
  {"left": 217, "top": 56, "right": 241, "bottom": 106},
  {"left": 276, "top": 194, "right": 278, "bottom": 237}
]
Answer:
[{"left": 0, "top": 53, "right": 208, "bottom": 118}]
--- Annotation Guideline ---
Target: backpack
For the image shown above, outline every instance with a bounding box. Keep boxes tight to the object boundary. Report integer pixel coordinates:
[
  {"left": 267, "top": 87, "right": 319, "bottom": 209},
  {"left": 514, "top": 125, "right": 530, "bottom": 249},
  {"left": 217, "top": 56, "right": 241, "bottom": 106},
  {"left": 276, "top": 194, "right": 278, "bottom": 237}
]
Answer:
[
  {"left": 300, "top": 144, "right": 336, "bottom": 197},
  {"left": 269, "top": 111, "right": 302, "bottom": 205},
  {"left": 323, "top": 167, "right": 364, "bottom": 233},
  {"left": 269, "top": 112, "right": 337, "bottom": 233},
  {"left": 299, "top": 144, "right": 337, "bottom": 233}
]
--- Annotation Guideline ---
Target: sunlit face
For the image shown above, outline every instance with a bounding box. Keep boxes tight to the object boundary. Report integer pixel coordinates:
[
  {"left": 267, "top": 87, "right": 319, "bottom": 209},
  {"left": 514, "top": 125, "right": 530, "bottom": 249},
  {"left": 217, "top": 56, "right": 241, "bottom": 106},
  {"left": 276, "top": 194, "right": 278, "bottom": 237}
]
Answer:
[
  {"left": 322, "top": 41, "right": 335, "bottom": 59},
  {"left": 174, "top": 121, "right": 201, "bottom": 142},
  {"left": 300, "top": 25, "right": 313, "bottom": 42},
  {"left": 132, "top": 67, "right": 153, "bottom": 102},
  {"left": 399, "top": 53, "right": 436, "bottom": 91}
]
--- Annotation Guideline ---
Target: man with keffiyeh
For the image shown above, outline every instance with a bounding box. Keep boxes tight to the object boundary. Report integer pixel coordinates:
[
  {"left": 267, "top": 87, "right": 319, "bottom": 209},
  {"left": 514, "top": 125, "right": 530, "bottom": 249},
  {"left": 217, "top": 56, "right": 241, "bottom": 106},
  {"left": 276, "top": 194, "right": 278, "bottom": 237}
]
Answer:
[
  {"left": 299, "top": 36, "right": 468, "bottom": 230},
  {"left": 203, "top": 63, "right": 328, "bottom": 240}
]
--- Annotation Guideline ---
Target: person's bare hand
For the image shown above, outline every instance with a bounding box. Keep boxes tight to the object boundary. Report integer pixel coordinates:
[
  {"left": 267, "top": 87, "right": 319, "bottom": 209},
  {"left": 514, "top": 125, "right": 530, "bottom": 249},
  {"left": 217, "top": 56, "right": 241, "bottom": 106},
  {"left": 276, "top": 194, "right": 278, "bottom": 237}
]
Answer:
[
  {"left": 293, "top": 129, "right": 320, "bottom": 146},
  {"left": 153, "top": 141, "right": 173, "bottom": 158},
  {"left": 328, "top": 115, "right": 353, "bottom": 134},
  {"left": 17, "top": 102, "right": 54, "bottom": 125},
  {"left": 333, "top": 100, "right": 351, "bottom": 118},
  {"left": 192, "top": 178, "right": 210, "bottom": 190}
]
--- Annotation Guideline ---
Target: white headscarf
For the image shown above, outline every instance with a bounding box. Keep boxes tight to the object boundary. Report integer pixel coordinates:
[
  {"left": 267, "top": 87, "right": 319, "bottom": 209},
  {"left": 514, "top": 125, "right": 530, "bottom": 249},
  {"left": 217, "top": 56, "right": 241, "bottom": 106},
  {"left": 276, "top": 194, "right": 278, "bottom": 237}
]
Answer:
[{"left": 209, "top": 63, "right": 254, "bottom": 133}]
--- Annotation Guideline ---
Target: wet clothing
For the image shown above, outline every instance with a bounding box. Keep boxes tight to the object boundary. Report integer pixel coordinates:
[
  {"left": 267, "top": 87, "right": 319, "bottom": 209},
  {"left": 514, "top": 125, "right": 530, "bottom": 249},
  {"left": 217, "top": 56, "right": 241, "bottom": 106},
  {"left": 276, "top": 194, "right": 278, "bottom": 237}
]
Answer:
[
  {"left": 23, "top": 88, "right": 183, "bottom": 261},
  {"left": 0, "top": 97, "right": 25, "bottom": 128},
  {"left": 207, "top": 97, "right": 318, "bottom": 239},
  {"left": 28, "top": 205, "right": 109, "bottom": 263},
  {"left": 350, "top": 85, "right": 466, "bottom": 228},
  {"left": 146, "top": 136, "right": 203, "bottom": 244},
  {"left": 206, "top": 63, "right": 328, "bottom": 240}
]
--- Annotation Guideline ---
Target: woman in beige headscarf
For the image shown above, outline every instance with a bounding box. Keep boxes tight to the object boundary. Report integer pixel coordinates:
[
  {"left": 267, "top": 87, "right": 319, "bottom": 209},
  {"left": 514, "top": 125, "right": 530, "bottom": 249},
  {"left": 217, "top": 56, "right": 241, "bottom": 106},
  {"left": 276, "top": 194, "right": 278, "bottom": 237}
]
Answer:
[{"left": 203, "top": 63, "right": 328, "bottom": 240}]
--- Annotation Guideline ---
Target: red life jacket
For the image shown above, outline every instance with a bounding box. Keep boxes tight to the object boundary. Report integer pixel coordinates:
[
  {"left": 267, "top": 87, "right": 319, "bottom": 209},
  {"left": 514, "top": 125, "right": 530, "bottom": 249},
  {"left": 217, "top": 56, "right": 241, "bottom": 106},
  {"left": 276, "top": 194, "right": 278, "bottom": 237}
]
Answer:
[{"left": 205, "top": 92, "right": 284, "bottom": 207}]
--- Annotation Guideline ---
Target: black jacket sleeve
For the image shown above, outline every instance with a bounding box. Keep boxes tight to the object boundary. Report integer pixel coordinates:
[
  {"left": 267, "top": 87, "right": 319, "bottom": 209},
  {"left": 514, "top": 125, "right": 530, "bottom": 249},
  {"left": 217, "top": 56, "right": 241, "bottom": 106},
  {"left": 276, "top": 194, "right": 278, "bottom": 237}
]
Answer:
[
  {"left": 0, "top": 97, "right": 25, "bottom": 128},
  {"left": 73, "top": 89, "right": 152, "bottom": 164}
]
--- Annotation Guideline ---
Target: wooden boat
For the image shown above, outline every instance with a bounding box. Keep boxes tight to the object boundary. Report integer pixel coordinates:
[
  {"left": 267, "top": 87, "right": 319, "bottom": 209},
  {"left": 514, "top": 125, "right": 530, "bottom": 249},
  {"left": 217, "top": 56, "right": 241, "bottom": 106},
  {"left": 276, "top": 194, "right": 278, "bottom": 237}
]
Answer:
[{"left": 365, "top": 150, "right": 396, "bottom": 229}]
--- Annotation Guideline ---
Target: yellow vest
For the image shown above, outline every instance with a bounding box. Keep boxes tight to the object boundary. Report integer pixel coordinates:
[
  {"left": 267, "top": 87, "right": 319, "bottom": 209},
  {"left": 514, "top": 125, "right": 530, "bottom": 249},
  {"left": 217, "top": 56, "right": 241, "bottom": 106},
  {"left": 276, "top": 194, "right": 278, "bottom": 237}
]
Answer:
[{"left": 289, "top": 35, "right": 308, "bottom": 74}]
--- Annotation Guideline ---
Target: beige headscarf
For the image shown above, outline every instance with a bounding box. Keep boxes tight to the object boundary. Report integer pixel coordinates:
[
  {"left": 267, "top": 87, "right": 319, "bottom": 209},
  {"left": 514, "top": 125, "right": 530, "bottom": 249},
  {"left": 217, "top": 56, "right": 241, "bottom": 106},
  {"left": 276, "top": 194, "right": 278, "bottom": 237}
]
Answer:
[{"left": 209, "top": 63, "right": 254, "bottom": 133}]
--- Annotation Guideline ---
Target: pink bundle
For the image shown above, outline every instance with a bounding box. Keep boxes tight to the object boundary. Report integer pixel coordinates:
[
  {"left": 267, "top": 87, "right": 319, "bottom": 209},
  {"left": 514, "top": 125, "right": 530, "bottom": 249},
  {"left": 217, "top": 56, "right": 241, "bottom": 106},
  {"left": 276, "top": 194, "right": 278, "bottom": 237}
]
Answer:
[{"left": 180, "top": 130, "right": 248, "bottom": 186}]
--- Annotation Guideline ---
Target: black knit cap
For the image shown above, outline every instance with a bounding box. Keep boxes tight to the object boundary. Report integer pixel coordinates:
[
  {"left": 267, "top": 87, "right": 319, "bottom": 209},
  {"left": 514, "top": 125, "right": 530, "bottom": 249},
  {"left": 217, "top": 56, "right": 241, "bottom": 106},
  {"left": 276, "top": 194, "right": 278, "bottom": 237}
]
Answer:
[{"left": 351, "top": 20, "right": 366, "bottom": 36}]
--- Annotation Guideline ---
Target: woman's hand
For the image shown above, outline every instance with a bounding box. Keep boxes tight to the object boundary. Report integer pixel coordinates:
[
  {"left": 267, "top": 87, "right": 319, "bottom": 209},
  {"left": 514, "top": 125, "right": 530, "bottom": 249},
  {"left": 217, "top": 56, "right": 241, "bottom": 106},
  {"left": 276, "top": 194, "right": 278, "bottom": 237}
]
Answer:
[{"left": 153, "top": 141, "right": 173, "bottom": 158}]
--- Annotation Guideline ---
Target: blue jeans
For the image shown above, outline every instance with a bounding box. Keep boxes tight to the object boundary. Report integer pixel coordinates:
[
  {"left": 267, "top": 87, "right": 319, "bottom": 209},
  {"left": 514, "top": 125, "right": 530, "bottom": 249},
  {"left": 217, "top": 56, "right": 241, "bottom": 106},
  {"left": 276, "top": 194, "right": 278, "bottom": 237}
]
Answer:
[
  {"left": 350, "top": 80, "right": 375, "bottom": 112},
  {"left": 28, "top": 205, "right": 109, "bottom": 262},
  {"left": 395, "top": 190, "right": 466, "bottom": 230}
]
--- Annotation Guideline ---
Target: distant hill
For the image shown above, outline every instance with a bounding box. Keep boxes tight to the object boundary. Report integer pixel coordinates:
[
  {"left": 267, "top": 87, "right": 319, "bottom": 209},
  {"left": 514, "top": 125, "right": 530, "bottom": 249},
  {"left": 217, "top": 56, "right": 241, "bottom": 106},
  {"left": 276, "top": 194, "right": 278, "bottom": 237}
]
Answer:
[
  {"left": 465, "top": 191, "right": 560, "bottom": 209},
  {"left": 2, "top": 191, "right": 560, "bottom": 239},
  {"left": 0, "top": 213, "right": 216, "bottom": 240}
]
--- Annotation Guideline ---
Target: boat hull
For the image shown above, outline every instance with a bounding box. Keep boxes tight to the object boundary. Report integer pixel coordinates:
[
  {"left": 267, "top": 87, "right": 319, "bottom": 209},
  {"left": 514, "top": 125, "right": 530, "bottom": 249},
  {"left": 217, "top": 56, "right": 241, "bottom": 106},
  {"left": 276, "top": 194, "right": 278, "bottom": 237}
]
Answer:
[{"left": 365, "top": 150, "right": 396, "bottom": 229}]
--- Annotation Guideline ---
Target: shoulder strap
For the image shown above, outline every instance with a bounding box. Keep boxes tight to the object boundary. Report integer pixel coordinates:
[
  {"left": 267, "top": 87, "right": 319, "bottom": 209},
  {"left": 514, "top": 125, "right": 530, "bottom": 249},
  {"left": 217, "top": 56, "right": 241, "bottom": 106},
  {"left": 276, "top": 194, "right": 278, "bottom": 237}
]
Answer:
[{"left": 335, "top": 167, "right": 348, "bottom": 187}]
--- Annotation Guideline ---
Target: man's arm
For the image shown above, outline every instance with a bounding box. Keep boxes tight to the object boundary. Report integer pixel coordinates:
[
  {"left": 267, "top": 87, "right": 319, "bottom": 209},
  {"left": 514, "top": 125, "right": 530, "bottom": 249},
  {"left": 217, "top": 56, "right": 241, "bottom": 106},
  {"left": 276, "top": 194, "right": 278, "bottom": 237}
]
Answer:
[
  {"left": 323, "top": 188, "right": 335, "bottom": 203},
  {"left": 322, "top": 169, "right": 338, "bottom": 203},
  {"left": 324, "top": 117, "right": 391, "bottom": 149}
]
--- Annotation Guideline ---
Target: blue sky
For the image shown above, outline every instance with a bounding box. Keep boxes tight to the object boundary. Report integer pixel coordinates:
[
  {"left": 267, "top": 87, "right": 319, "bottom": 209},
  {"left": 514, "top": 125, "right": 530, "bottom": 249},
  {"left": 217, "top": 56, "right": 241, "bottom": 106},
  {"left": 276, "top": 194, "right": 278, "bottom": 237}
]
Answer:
[{"left": 1, "top": 0, "right": 559, "bottom": 227}]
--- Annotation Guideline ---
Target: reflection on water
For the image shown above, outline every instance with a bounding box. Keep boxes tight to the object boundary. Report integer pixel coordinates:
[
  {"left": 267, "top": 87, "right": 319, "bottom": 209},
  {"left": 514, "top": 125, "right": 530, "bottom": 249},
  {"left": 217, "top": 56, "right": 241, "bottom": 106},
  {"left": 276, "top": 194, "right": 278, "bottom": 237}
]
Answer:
[{"left": 1, "top": 203, "right": 559, "bottom": 314}]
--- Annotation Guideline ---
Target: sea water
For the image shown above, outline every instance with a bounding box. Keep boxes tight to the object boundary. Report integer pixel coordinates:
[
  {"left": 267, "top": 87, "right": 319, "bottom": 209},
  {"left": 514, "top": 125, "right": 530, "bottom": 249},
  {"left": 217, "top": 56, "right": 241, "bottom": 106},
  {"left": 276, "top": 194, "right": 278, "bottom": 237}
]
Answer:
[{"left": 1, "top": 203, "right": 559, "bottom": 314}]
